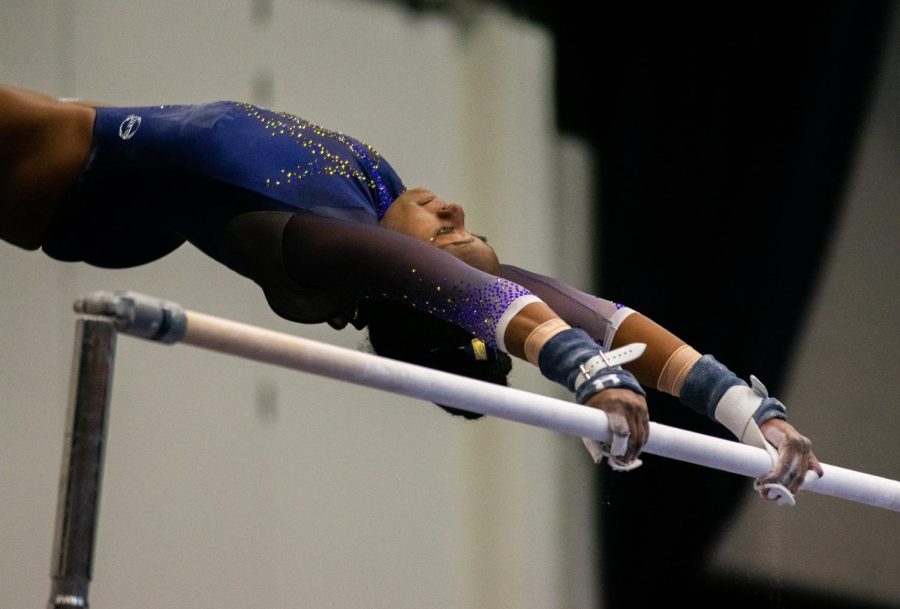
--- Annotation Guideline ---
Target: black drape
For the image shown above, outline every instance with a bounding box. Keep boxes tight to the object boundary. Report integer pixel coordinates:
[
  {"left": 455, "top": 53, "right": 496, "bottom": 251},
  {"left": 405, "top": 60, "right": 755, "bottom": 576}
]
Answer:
[
  {"left": 400, "top": 0, "right": 893, "bottom": 605},
  {"left": 547, "top": 2, "right": 894, "bottom": 607}
]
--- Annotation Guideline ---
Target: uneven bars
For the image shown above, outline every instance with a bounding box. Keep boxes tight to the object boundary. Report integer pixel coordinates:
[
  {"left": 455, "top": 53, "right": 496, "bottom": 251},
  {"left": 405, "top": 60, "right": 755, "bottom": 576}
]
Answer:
[{"left": 76, "top": 291, "right": 900, "bottom": 512}]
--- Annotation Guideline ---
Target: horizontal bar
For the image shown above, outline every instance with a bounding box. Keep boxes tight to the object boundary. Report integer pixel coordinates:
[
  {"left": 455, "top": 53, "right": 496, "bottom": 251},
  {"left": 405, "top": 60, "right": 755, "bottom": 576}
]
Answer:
[
  {"left": 74, "top": 291, "right": 900, "bottom": 512},
  {"left": 182, "top": 310, "right": 900, "bottom": 512}
]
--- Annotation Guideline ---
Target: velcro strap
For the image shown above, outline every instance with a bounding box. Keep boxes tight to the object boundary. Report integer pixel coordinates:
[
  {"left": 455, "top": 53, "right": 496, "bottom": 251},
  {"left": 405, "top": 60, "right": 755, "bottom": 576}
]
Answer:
[
  {"left": 574, "top": 368, "right": 645, "bottom": 404},
  {"left": 573, "top": 343, "right": 647, "bottom": 391}
]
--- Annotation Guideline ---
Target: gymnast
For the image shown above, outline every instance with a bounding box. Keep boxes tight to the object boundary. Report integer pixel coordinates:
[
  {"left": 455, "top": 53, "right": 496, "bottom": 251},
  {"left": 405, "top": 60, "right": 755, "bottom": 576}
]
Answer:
[{"left": 0, "top": 84, "right": 822, "bottom": 501}]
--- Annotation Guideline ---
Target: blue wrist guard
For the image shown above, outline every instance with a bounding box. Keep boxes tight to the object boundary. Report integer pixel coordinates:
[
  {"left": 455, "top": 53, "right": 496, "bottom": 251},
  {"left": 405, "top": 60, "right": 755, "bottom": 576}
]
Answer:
[
  {"left": 538, "top": 328, "right": 645, "bottom": 404},
  {"left": 680, "top": 355, "right": 787, "bottom": 438}
]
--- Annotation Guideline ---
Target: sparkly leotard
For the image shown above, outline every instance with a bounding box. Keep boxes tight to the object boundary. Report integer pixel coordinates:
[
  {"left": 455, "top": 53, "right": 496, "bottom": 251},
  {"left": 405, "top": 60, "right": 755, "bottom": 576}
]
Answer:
[
  {"left": 42, "top": 102, "right": 557, "bottom": 348},
  {"left": 44, "top": 102, "right": 404, "bottom": 262}
]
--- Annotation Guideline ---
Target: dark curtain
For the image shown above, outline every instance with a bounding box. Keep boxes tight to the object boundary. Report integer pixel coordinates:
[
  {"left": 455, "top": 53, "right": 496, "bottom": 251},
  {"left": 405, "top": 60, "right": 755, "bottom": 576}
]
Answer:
[
  {"left": 545, "top": 2, "right": 894, "bottom": 607},
  {"left": 398, "top": 0, "right": 893, "bottom": 605}
]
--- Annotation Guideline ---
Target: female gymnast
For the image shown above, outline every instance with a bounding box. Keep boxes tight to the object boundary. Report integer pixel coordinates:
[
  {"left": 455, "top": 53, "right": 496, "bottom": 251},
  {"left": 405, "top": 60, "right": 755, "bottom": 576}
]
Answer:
[{"left": 0, "top": 84, "right": 822, "bottom": 501}]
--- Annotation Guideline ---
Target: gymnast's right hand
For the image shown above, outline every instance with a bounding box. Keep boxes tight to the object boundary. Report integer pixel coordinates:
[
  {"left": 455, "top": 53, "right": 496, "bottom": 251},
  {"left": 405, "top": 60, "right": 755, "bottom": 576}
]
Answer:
[
  {"left": 534, "top": 326, "right": 649, "bottom": 469},
  {"left": 583, "top": 388, "right": 650, "bottom": 467}
]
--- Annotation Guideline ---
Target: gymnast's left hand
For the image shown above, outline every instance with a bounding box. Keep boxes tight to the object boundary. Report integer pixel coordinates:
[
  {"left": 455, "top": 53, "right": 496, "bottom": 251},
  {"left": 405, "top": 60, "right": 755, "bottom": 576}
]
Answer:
[
  {"left": 583, "top": 388, "right": 650, "bottom": 467},
  {"left": 757, "top": 418, "right": 824, "bottom": 499}
]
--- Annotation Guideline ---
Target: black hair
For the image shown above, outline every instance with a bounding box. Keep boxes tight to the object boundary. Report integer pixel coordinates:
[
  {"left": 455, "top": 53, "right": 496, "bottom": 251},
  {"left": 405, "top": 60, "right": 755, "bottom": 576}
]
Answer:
[{"left": 365, "top": 299, "right": 513, "bottom": 420}]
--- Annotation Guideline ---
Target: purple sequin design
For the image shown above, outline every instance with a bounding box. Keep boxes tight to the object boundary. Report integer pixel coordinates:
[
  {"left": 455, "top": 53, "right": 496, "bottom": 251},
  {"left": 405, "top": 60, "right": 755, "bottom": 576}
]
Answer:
[{"left": 401, "top": 270, "right": 533, "bottom": 347}]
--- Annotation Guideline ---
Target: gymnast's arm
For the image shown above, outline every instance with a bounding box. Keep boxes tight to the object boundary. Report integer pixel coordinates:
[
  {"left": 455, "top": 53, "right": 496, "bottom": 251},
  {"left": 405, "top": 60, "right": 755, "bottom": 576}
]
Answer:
[
  {"left": 272, "top": 212, "right": 649, "bottom": 463},
  {"left": 498, "top": 264, "right": 823, "bottom": 498}
]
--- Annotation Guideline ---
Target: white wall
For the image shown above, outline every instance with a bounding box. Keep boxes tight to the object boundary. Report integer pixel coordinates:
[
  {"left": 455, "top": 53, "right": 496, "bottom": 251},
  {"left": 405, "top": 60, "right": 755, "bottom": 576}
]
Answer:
[{"left": 0, "top": 2, "right": 599, "bottom": 608}]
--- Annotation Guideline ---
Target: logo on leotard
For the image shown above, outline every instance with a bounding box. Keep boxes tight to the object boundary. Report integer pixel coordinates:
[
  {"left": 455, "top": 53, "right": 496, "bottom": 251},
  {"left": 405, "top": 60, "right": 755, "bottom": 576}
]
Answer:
[{"left": 118, "top": 115, "right": 142, "bottom": 140}]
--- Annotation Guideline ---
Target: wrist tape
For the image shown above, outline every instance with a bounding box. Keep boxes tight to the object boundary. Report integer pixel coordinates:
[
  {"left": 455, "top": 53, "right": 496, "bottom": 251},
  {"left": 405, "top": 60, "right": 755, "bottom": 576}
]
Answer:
[
  {"left": 680, "top": 355, "right": 787, "bottom": 444},
  {"left": 537, "top": 328, "right": 645, "bottom": 403}
]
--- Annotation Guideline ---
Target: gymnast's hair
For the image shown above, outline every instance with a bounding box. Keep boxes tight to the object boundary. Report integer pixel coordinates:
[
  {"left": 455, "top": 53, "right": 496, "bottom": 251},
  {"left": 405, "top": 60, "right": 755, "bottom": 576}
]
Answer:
[{"left": 365, "top": 299, "right": 513, "bottom": 420}]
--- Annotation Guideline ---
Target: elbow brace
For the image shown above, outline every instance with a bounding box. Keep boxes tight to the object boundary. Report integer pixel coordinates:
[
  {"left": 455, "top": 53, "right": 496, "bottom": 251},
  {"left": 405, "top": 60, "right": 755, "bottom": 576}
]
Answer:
[{"left": 679, "top": 355, "right": 787, "bottom": 446}]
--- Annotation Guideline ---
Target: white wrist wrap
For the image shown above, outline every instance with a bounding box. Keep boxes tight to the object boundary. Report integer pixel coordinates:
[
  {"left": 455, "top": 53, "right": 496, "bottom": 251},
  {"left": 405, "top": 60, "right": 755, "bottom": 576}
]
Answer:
[
  {"left": 573, "top": 343, "right": 647, "bottom": 392},
  {"left": 713, "top": 376, "right": 772, "bottom": 450}
]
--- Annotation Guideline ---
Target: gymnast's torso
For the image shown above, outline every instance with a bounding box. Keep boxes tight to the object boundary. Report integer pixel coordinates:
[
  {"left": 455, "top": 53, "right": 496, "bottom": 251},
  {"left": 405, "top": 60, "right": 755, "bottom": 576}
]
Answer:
[
  {"left": 36, "top": 99, "right": 624, "bottom": 348},
  {"left": 42, "top": 101, "right": 406, "bottom": 267}
]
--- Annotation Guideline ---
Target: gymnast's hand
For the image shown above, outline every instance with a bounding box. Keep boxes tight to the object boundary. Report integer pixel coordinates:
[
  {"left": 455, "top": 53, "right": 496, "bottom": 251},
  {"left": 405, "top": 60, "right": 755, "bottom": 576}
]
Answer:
[
  {"left": 583, "top": 388, "right": 650, "bottom": 467},
  {"left": 757, "top": 418, "right": 824, "bottom": 499}
]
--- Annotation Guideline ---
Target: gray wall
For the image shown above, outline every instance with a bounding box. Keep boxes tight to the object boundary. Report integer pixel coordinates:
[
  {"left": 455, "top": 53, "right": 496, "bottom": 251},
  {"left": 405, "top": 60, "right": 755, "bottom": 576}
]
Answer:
[{"left": 0, "top": 1, "right": 598, "bottom": 608}]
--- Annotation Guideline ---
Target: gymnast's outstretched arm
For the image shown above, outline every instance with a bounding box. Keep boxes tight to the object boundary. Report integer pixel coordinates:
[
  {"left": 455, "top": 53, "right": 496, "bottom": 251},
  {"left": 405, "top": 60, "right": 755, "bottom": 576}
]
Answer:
[
  {"left": 225, "top": 211, "right": 819, "bottom": 494},
  {"left": 498, "top": 264, "right": 823, "bottom": 499},
  {"left": 219, "top": 211, "right": 650, "bottom": 466}
]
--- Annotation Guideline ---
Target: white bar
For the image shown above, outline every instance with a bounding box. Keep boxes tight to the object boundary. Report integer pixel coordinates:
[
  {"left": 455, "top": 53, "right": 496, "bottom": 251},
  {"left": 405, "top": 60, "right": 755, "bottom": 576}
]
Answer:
[{"left": 181, "top": 310, "right": 900, "bottom": 512}]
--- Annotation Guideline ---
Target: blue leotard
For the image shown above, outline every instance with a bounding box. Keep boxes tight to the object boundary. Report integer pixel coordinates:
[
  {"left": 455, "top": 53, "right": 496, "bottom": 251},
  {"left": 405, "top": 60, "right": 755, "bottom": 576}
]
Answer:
[
  {"left": 44, "top": 102, "right": 404, "bottom": 262},
  {"left": 42, "top": 101, "right": 625, "bottom": 349},
  {"left": 96, "top": 102, "right": 404, "bottom": 221}
]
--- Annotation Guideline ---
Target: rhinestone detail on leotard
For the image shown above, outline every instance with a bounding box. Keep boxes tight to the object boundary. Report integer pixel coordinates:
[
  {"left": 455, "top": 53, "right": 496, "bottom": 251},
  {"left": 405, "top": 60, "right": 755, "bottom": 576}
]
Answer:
[
  {"left": 401, "top": 268, "right": 533, "bottom": 347},
  {"left": 238, "top": 103, "right": 395, "bottom": 218}
]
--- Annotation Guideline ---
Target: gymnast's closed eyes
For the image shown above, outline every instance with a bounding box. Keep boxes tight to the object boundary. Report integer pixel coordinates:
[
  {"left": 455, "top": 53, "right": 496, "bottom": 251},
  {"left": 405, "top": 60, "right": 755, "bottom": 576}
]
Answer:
[{"left": 0, "top": 84, "right": 822, "bottom": 502}]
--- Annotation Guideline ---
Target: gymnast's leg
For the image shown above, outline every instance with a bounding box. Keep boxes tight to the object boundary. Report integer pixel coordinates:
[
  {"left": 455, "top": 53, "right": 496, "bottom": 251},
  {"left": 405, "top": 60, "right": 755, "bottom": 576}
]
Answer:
[{"left": 0, "top": 85, "right": 94, "bottom": 250}]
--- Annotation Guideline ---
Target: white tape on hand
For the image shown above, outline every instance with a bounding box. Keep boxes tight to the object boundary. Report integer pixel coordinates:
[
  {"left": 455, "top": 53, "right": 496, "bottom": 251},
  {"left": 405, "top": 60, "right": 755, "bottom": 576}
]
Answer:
[
  {"left": 581, "top": 405, "right": 643, "bottom": 471},
  {"left": 609, "top": 431, "right": 629, "bottom": 458},
  {"left": 752, "top": 429, "right": 822, "bottom": 507},
  {"left": 754, "top": 481, "right": 796, "bottom": 506},
  {"left": 580, "top": 438, "right": 643, "bottom": 472}
]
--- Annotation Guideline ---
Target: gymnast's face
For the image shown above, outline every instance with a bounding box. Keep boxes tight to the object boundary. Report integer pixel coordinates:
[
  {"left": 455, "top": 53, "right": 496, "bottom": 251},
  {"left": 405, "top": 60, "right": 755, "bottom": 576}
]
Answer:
[{"left": 380, "top": 187, "right": 500, "bottom": 274}]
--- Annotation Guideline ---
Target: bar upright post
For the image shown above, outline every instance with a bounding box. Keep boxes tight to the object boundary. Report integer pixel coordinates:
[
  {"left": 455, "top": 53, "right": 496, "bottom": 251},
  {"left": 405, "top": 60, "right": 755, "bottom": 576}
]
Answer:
[{"left": 47, "top": 318, "right": 117, "bottom": 609}]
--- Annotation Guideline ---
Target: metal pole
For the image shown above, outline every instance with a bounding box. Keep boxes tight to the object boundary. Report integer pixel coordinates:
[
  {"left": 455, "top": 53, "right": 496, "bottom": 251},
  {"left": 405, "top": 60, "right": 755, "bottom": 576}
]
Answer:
[{"left": 48, "top": 318, "right": 117, "bottom": 609}]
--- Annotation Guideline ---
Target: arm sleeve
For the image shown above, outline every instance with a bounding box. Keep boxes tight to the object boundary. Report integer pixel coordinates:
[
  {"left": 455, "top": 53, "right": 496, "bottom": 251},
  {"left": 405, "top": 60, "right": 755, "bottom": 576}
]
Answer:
[
  {"left": 496, "top": 264, "right": 634, "bottom": 350},
  {"left": 281, "top": 213, "right": 537, "bottom": 349},
  {"left": 497, "top": 265, "right": 707, "bottom": 394}
]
